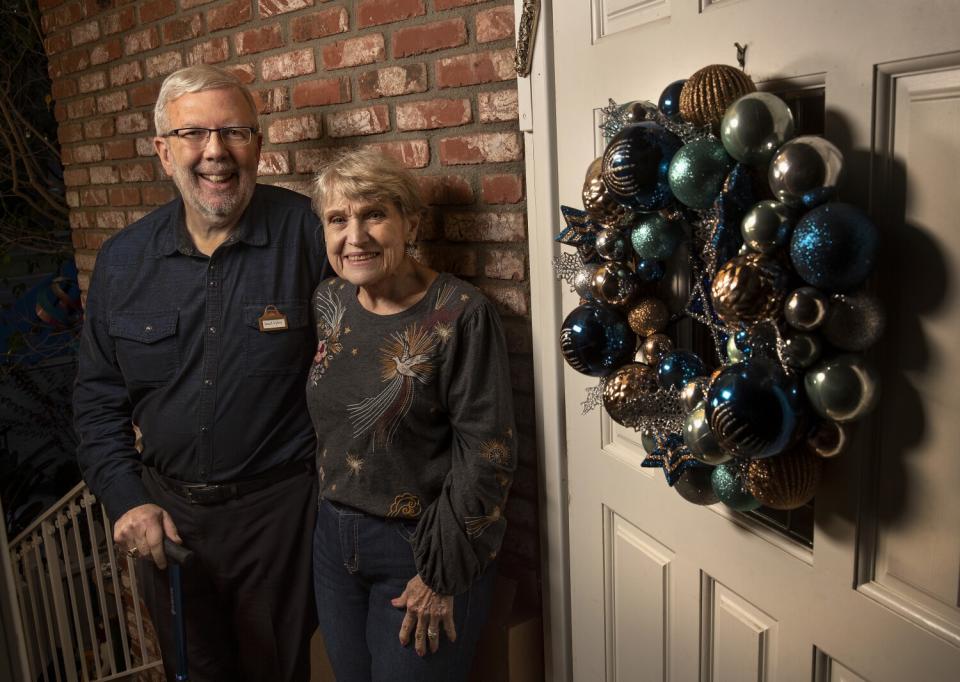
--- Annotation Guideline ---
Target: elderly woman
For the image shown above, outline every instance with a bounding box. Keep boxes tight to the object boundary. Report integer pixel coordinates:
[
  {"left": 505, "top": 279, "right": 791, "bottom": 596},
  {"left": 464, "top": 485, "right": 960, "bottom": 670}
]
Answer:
[{"left": 307, "top": 149, "right": 516, "bottom": 681}]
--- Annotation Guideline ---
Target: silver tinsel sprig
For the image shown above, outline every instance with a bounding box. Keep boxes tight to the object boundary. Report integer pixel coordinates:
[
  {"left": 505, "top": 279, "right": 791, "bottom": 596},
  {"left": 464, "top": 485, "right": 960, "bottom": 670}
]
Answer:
[
  {"left": 599, "top": 99, "right": 713, "bottom": 143},
  {"left": 552, "top": 251, "right": 585, "bottom": 289},
  {"left": 581, "top": 380, "right": 606, "bottom": 414},
  {"left": 615, "top": 385, "right": 687, "bottom": 437}
]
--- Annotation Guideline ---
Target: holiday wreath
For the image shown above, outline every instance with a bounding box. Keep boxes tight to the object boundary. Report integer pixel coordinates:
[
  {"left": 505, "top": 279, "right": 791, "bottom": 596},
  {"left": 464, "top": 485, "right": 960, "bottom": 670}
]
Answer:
[{"left": 554, "top": 64, "right": 883, "bottom": 511}]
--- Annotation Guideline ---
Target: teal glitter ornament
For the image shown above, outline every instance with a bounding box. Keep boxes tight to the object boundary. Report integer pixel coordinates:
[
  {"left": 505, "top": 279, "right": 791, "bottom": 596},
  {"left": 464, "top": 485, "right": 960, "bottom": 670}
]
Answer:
[
  {"left": 711, "top": 462, "right": 762, "bottom": 512},
  {"left": 721, "top": 92, "right": 795, "bottom": 166},
  {"left": 668, "top": 137, "right": 735, "bottom": 209},
  {"left": 630, "top": 213, "right": 685, "bottom": 259}
]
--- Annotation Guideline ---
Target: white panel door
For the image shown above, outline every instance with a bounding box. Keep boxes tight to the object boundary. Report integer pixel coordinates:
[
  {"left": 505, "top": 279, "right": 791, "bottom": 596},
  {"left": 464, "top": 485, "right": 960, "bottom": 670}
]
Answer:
[{"left": 545, "top": 1, "right": 960, "bottom": 680}]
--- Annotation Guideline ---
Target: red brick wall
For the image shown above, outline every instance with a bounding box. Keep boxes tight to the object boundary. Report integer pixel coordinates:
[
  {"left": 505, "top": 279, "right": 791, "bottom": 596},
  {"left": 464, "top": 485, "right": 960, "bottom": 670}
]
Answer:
[{"left": 40, "top": 0, "right": 540, "bottom": 599}]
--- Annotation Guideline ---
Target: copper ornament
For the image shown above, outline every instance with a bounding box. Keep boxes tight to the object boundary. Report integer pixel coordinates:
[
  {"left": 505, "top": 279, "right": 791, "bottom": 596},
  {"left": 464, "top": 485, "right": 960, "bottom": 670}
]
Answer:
[
  {"left": 582, "top": 157, "right": 629, "bottom": 227},
  {"left": 679, "top": 64, "right": 757, "bottom": 129},
  {"left": 641, "top": 333, "right": 674, "bottom": 365},
  {"left": 628, "top": 297, "right": 669, "bottom": 337},
  {"left": 711, "top": 253, "right": 789, "bottom": 326},
  {"left": 745, "top": 446, "right": 823, "bottom": 510},
  {"left": 602, "top": 363, "right": 660, "bottom": 426}
]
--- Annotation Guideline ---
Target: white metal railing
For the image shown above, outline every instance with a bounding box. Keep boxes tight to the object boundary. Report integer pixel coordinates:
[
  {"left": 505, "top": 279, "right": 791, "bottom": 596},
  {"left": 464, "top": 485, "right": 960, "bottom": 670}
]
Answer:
[{"left": 7, "top": 481, "right": 163, "bottom": 682}]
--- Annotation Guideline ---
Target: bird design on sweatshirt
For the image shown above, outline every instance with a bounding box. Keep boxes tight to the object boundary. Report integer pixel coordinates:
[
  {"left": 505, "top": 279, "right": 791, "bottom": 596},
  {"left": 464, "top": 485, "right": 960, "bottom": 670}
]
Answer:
[{"left": 347, "top": 323, "right": 438, "bottom": 449}]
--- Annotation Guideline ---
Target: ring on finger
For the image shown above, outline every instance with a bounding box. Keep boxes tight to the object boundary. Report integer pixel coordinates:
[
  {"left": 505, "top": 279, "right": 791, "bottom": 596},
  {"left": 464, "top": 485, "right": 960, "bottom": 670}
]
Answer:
[
  {"left": 126, "top": 547, "right": 139, "bottom": 558},
  {"left": 427, "top": 629, "right": 439, "bottom": 640}
]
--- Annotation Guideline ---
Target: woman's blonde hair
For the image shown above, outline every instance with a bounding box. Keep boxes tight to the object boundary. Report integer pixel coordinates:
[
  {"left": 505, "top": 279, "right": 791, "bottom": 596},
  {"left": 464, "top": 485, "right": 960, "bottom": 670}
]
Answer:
[
  {"left": 154, "top": 65, "right": 258, "bottom": 134},
  {"left": 312, "top": 148, "right": 425, "bottom": 220}
]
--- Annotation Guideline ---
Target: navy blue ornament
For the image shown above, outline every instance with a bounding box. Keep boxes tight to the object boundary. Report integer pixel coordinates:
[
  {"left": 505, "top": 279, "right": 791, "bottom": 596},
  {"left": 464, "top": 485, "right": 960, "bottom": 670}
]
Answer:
[
  {"left": 635, "top": 258, "right": 666, "bottom": 282},
  {"left": 790, "top": 202, "right": 879, "bottom": 292},
  {"left": 658, "top": 79, "right": 686, "bottom": 120},
  {"left": 559, "top": 303, "right": 637, "bottom": 377},
  {"left": 706, "top": 359, "right": 804, "bottom": 458},
  {"left": 674, "top": 465, "right": 720, "bottom": 505},
  {"left": 657, "top": 350, "right": 707, "bottom": 390},
  {"left": 601, "top": 122, "right": 683, "bottom": 212}
]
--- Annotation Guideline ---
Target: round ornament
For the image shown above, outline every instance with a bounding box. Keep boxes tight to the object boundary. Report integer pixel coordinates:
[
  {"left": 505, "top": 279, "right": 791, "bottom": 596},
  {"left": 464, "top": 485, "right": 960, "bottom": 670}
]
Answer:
[
  {"left": 630, "top": 213, "right": 685, "bottom": 260},
  {"left": 790, "top": 202, "right": 879, "bottom": 292},
  {"left": 711, "top": 463, "right": 762, "bottom": 512},
  {"left": 641, "top": 333, "right": 674, "bottom": 365},
  {"left": 807, "top": 419, "right": 849, "bottom": 459},
  {"left": 804, "top": 354, "right": 880, "bottom": 422},
  {"left": 619, "top": 100, "right": 659, "bottom": 125},
  {"left": 593, "top": 262, "right": 640, "bottom": 307},
  {"left": 745, "top": 445, "right": 823, "bottom": 510},
  {"left": 658, "top": 80, "right": 686, "bottom": 120},
  {"left": 680, "top": 377, "right": 710, "bottom": 412},
  {"left": 781, "top": 332, "right": 822, "bottom": 369},
  {"left": 741, "top": 200, "right": 795, "bottom": 254},
  {"left": 667, "top": 137, "right": 735, "bottom": 209},
  {"left": 641, "top": 430, "right": 659, "bottom": 454},
  {"left": 720, "top": 92, "right": 795, "bottom": 166},
  {"left": 684, "top": 401, "right": 733, "bottom": 465},
  {"left": 784, "top": 287, "right": 829, "bottom": 331},
  {"left": 572, "top": 264, "right": 598, "bottom": 301},
  {"left": 821, "top": 292, "right": 885, "bottom": 351},
  {"left": 726, "top": 334, "right": 745, "bottom": 363},
  {"left": 728, "top": 326, "right": 779, "bottom": 363},
  {"left": 706, "top": 359, "right": 803, "bottom": 459},
  {"left": 711, "top": 253, "right": 789, "bottom": 326},
  {"left": 769, "top": 135, "right": 843, "bottom": 207},
  {"left": 582, "top": 157, "right": 630, "bottom": 226},
  {"left": 635, "top": 258, "right": 666, "bottom": 282},
  {"left": 658, "top": 350, "right": 707, "bottom": 390},
  {"left": 559, "top": 303, "right": 637, "bottom": 377},
  {"left": 602, "top": 363, "right": 661, "bottom": 426},
  {"left": 595, "top": 227, "right": 630, "bottom": 261},
  {"left": 601, "top": 122, "right": 683, "bottom": 211},
  {"left": 674, "top": 465, "right": 720, "bottom": 505},
  {"left": 679, "top": 64, "right": 757, "bottom": 129},
  {"left": 627, "top": 297, "right": 669, "bottom": 336}
]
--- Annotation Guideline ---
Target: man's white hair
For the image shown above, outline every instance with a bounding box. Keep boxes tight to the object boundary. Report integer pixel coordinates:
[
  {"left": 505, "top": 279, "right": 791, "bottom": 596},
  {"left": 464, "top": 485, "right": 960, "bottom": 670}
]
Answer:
[{"left": 154, "top": 64, "right": 258, "bottom": 133}]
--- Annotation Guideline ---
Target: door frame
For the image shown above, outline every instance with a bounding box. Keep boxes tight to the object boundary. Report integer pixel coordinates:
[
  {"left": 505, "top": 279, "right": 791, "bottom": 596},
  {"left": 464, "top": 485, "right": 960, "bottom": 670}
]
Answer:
[{"left": 516, "top": 1, "right": 572, "bottom": 680}]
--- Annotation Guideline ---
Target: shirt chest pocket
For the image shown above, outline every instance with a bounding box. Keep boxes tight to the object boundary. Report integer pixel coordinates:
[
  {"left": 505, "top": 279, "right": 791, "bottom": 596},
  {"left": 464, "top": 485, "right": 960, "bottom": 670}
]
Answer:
[
  {"left": 108, "top": 310, "right": 179, "bottom": 385},
  {"left": 242, "top": 300, "right": 311, "bottom": 376}
]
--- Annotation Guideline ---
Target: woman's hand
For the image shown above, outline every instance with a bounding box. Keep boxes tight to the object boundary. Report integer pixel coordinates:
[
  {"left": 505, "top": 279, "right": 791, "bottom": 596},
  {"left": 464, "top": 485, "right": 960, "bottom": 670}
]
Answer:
[{"left": 391, "top": 574, "right": 455, "bottom": 656}]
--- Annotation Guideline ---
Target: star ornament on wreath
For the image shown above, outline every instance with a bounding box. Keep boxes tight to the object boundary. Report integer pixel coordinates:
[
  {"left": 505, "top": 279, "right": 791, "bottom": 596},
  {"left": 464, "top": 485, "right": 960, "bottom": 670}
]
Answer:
[{"left": 554, "top": 63, "right": 883, "bottom": 511}]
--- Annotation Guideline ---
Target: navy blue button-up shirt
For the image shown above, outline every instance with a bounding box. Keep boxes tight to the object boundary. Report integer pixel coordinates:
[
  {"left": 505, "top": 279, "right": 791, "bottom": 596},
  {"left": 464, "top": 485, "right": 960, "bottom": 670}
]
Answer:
[{"left": 74, "top": 184, "right": 327, "bottom": 521}]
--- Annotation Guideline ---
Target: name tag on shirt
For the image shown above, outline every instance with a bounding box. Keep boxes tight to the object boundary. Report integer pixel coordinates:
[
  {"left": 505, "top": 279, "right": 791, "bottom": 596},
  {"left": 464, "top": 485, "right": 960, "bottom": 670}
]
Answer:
[{"left": 258, "top": 305, "right": 289, "bottom": 332}]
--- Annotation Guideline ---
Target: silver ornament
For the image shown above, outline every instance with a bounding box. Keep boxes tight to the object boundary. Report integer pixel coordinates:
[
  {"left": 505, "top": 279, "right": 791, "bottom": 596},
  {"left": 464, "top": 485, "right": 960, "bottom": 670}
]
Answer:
[
  {"left": 595, "top": 227, "right": 630, "bottom": 261},
  {"left": 781, "top": 332, "right": 822, "bottom": 369},
  {"left": 804, "top": 354, "right": 880, "bottom": 422},
  {"left": 741, "top": 200, "right": 795, "bottom": 254},
  {"left": 683, "top": 401, "right": 733, "bottom": 466},
  {"left": 784, "top": 287, "right": 829, "bottom": 331},
  {"left": 680, "top": 377, "right": 709, "bottom": 412}
]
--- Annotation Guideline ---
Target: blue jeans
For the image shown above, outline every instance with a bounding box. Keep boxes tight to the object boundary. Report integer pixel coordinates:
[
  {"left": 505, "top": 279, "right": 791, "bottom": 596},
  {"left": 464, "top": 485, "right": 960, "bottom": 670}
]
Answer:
[{"left": 313, "top": 498, "right": 496, "bottom": 682}]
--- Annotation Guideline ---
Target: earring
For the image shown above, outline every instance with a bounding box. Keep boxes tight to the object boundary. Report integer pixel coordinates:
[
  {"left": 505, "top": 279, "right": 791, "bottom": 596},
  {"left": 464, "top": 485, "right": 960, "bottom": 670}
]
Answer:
[{"left": 405, "top": 241, "right": 418, "bottom": 258}]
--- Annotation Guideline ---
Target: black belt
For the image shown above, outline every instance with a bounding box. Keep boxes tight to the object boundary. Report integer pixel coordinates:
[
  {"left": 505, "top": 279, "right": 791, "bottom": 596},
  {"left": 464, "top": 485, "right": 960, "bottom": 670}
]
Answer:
[{"left": 155, "top": 461, "right": 313, "bottom": 505}]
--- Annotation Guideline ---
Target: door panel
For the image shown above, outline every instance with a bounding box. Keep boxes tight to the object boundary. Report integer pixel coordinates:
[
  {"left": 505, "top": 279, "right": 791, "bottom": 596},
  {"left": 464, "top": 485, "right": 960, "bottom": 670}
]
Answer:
[{"left": 549, "top": 1, "right": 960, "bottom": 680}]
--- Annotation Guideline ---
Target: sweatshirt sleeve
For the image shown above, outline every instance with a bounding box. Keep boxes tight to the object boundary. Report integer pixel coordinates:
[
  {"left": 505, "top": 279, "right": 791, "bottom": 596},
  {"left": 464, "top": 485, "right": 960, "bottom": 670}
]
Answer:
[{"left": 412, "top": 300, "right": 517, "bottom": 595}]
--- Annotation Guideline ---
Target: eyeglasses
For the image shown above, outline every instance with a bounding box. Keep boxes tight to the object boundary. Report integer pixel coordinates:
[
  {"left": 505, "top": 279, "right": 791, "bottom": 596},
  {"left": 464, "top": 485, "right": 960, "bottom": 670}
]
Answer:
[{"left": 161, "top": 127, "right": 259, "bottom": 148}]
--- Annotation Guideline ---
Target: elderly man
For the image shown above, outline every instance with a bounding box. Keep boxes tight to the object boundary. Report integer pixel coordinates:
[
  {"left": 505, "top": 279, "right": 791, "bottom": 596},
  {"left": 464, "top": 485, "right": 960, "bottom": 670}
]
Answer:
[{"left": 74, "top": 65, "right": 325, "bottom": 681}]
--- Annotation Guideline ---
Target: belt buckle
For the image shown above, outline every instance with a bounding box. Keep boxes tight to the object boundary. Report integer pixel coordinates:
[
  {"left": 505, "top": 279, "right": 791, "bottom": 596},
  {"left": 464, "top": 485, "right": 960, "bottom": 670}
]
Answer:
[{"left": 182, "top": 482, "right": 237, "bottom": 505}]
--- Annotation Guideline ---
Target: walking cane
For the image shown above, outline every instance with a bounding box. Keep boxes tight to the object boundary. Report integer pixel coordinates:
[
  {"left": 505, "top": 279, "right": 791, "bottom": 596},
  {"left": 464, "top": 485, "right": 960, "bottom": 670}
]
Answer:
[{"left": 163, "top": 538, "right": 195, "bottom": 682}]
